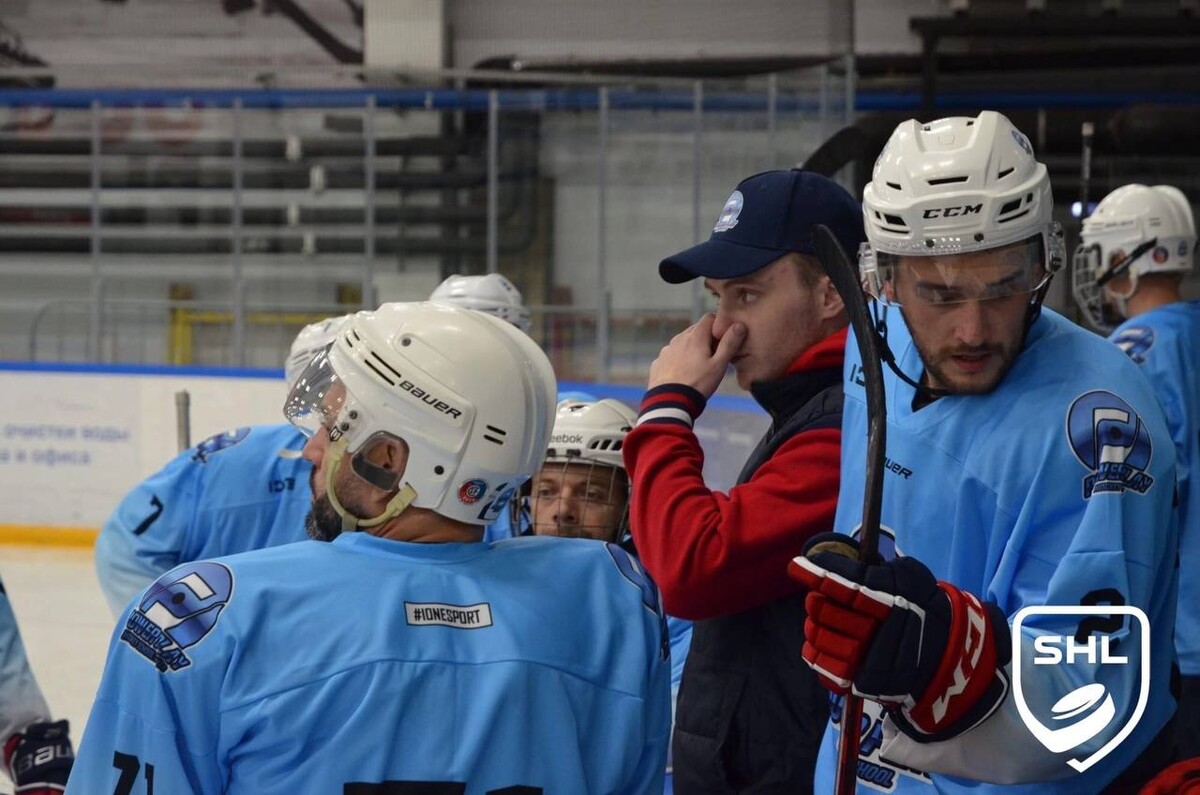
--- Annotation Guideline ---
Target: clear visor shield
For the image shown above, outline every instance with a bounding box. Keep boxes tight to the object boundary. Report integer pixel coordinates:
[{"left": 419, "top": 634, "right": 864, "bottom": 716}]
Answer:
[
  {"left": 520, "top": 460, "right": 630, "bottom": 543},
  {"left": 282, "top": 347, "right": 347, "bottom": 439},
  {"left": 862, "top": 233, "right": 1052, "bottom": 307}
]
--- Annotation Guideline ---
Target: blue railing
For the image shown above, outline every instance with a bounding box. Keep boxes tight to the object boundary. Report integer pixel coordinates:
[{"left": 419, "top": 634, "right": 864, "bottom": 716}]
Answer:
[{"left": 2, "top": 87, "right": 1198, "bottom": 112}]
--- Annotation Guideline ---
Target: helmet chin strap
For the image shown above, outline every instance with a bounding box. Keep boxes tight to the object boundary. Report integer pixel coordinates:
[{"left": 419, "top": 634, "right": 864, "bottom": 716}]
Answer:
[
  {"left": 324, "top": 436, "right": 419, "bottom": 533},
  {"left": 874, "top": 303, "right": 950, "bottom": 401}
]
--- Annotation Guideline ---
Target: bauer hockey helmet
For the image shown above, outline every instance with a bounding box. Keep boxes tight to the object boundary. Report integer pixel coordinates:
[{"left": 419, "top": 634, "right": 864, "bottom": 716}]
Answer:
[
  {"left": 1073, "top": 183, "right": 1195, "bottom": 330},
  {"left": 429, "top": 273, "right": 532, "bottom": 333},
  {"left": 283, "top": 301, "right": 556, "bottom": 529}
]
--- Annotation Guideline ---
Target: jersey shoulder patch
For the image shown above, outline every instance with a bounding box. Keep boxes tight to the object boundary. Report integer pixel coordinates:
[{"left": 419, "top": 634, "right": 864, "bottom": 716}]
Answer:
[
  {"left": 192, "top": 427, "right": 252, "bottom": 463},
  {"left": 120, "top": 561, "right": 234, "bottom": 672},
  {"left": 1111, "top": 325, "right": 1155, "bottom": 365},
  {"left": 1065, "top": 390, "right": 1155, "bottom": 499}
]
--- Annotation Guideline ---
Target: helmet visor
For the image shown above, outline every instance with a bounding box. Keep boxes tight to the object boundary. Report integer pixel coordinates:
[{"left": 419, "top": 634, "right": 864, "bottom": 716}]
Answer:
[
  {"left": 864, "top": 233, "right": 1051, "bottom": 307},
  {"left": 282, "top": 348, "right": 347, "bottom": 438}
]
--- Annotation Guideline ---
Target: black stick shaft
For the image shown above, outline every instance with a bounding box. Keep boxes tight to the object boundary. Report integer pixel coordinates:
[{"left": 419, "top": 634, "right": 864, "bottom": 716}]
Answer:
[{"left": 812, "top": 224, "right": 887, "bottom": 795}]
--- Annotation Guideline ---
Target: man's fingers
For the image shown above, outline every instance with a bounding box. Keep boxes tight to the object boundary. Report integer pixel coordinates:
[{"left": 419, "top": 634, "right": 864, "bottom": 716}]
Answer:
[{"left": 711, "top": 322, "right": 745, "bottom": 364}]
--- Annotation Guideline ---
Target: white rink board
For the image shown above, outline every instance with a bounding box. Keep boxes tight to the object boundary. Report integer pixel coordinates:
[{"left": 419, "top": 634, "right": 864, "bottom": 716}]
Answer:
[{"left": 0, "top": 366, "right": 288, "bottom": 530}]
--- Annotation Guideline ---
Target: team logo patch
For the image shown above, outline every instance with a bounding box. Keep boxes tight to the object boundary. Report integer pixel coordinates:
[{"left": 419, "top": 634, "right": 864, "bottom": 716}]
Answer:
[
  {"left": 713, "top": 190, "right": 744, "bottom": 233},
  {"left": 1112, "top": 326, "right": 1155, "bottom": 365},
  {"left": 458, "top": 478, "right": 487, "bottom": 505},
  {"left": 192, "top": 427, "right": 251, "bottom": 463},
  {"left": 1012, "top": 603, "right": 1150, "bottom": 773},
  {"left": 1011, "top": 128, "right": 1033, "bottom": 155},
  {"left": 405, "top": 601, "right": 493, "bottom": 629},
  {"left": 1152, "top": 246, "right": 1170, "bottom": 264},
  {"left": 1066, "top": 390, "right": 1154, "bottom": 499},
  {"left": 121, "top": 562, "right": 233, "bottom": 672},
  {"left": 476, "top": 483, "right": 518, "bottom": 522}
]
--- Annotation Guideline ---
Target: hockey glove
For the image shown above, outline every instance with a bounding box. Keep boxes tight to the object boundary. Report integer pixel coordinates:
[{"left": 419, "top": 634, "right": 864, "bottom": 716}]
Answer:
[
  {"left": 1140, "top": 757, "right": 1200, "bottom": 795},
  {"left": 788, "top": 532, "right": 1011, "bottom": 740},
  {"left": 4, "top": 720, "right": 74, "bottom": 794}
]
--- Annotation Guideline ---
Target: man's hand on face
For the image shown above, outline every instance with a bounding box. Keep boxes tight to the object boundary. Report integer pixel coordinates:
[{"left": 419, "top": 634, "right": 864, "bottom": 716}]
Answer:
[{"left": 647, "top": 314, "right": 745, "bottom": 398}]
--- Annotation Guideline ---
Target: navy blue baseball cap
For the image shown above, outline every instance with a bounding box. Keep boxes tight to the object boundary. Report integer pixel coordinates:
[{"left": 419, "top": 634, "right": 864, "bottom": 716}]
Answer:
[{"left": 659, "top": 169, "right": 865, "bottom": 284}]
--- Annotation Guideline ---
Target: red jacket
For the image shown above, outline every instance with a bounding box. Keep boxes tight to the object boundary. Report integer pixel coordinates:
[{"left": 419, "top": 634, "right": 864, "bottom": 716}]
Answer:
[{"left": 624, "top": 327, "right": 845, "bottom": 620}]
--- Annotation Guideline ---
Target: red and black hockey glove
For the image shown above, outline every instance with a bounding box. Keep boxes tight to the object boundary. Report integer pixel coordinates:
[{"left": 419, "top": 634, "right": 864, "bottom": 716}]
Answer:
[
  {"left": 1141, "top": 758, "right": 1200, "bottom": 795},
  {"left": 788, "top": 532, "right": 1011, "bottom": 740},
  {"left": 5, "top": 720, "right": 74, "bottom": 794}
]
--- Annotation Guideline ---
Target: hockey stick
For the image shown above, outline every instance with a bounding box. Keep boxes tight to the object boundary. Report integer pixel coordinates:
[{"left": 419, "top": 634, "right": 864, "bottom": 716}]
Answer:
[
  {"left": 798, "top": 125, "right": 868, "bottom": 178},
  {"left": 812, "top": 224, "right": 887, "bottom": 795}
]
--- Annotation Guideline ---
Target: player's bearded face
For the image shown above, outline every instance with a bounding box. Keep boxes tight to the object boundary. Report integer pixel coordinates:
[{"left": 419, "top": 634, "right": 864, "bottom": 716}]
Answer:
[
  {"left": 895, "top": 245, "right": 1042, "bottom": 395},
  {"left": 531, "top": 462, "right": 628, "bottom": 542},
  {"left": 303, "top": 428, "right": 375, "bottom": 542}
]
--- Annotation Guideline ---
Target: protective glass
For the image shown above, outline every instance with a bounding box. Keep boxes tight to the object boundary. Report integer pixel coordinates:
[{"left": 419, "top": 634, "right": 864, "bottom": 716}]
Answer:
[
  {"left": 863, "top": 233, "right": 1053, "bottom": 307},
  {"left": 282, "top": 348, "right": 346, "bottom": 439}
]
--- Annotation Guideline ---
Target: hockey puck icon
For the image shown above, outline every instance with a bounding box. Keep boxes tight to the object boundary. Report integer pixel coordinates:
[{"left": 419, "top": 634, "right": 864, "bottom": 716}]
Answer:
[{"left": 1012, "top": 605, "right": 1150, "bottom": 773}]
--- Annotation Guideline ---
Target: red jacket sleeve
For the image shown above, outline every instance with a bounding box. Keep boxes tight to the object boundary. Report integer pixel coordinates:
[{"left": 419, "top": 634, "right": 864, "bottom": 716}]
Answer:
[{"left": 624, "top": 386, "right": 841, "bottom": 620}]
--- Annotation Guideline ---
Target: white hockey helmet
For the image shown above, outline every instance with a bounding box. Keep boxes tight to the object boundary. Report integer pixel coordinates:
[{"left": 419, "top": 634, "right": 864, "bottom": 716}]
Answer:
[
  {"left": 545, "top": 398, "right": 637, "bottom": 470},
  {"left": 283, "top": 301, "right": 557, "bottom": 528},
  {"left": 860, "top": 111, "right": 1065, "bottom": 306},
  {"left": 284, "top": 315, "right": 351, "bottom": 388},
  {"left": 527, "top": 398, "right": 636, "bottom": 543},
  {"left": 1073, "top": 183, "right": 1196, "bottom": 329},
  {"left": 429, "top": 273, "right": 532, "bottom": 333}
]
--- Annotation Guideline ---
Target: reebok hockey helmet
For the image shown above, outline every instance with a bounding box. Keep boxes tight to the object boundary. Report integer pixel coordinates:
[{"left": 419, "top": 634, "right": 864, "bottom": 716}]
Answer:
[
  {"left": 860, "top": 111, "right": 1064, "bottom": 309},
  {"left": 283, "top": 301, "right": 556, "bottom": 529},
  {"left": 526, "top": 398, "right": 637, "bottom": 544},
  {"left": 1073, "top": 183, "right": 1196, "bottom": 330},
  {"left": 429, "top": 273, "right": 532, "bottom": 333}
]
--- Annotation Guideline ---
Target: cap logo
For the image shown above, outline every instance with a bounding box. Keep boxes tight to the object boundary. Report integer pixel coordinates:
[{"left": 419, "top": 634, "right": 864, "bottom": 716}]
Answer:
[{"left": 713, "top": 190, "right": 744, "bottom": 233}]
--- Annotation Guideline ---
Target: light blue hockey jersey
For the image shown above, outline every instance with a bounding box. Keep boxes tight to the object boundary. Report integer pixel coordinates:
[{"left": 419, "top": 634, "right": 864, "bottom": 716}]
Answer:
[
  {"left": 1110, "top": 301, "right": 1200, "bottom": 676},
  {"left": 69, "top": 533, "right": 671, "bottom": 794},
  {"left": 94, "top": 424, "right": 312, "bottom": 616},
  {"left": 0, "top": 577, "right": 50, "bottom": 743},
  {"left": 817, "top": 307, "right": 1179, "bottom": 794}
]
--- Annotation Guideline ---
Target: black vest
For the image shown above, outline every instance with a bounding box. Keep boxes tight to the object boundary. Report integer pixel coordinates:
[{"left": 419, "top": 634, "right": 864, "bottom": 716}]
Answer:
[{"left": 672, "top": 363, "right": 842, "bottom": 795}]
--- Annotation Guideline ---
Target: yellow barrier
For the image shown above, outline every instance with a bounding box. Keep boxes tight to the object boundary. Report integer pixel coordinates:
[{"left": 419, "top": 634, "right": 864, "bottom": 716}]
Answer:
[
  {"left": 0, "top": 525, "right": 99, "bottom": 548},
  {"left": 169, "top": 309, "right": 342, "bottom": 365}
]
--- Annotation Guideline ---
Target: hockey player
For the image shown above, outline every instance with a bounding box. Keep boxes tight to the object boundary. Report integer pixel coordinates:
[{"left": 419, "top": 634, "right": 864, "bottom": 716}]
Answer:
[
  {"left": 1075, "top": 183, "right": 1200, "bottom": 758},
  {"left": 528, "top": 399, "right": 693, "bottom": 680},
  {"left": 95, "top": 277, "right": 535, "bottom": 614},
  {"left": 93, "top": 315, "right": 349, "bottom": 615},
  {"left": 529, "top": 398, "right": 637, "bottom": 544},
  {"left": 1, "top": 577, "right": 73, "bottom": 793},
  {"left": 625, "top": 168, "right": 863, "bottom": 793},
  {"left": 67, "top": 302, "right": 671, "bottom": 794},
  {"left": 429, "top": 272, "right": 532, "bottom": 332},
  {"left": 789, "top": 111, "right": 1179, "bottom": 792}
]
